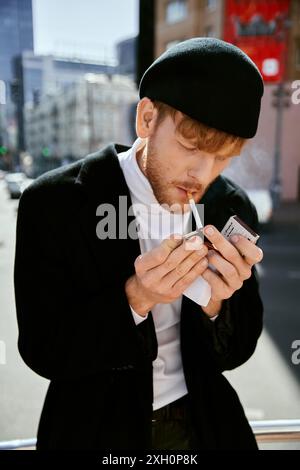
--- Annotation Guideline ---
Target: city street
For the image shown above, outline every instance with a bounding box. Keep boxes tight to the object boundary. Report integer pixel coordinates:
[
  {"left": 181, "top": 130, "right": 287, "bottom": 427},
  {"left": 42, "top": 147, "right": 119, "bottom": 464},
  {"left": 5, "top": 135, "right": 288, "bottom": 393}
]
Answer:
[
  {"left": 0, "top": 181, "right": 49, "bottom": 442},
  {"left": 0, "top": 181, "right": 299, "bottom": 443},
  {"left": 224, "top": 203, "right": 300, "bottom": 423}
]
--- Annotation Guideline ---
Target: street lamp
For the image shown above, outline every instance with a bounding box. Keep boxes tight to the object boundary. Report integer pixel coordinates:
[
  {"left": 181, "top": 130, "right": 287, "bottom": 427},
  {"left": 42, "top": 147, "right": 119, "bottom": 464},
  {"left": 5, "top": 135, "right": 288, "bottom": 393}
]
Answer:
[
  {"left": 269, "top": 13, "right": 292, "bottom": 210},
  {"left": 270, "top": 83, "right": 291, "bottom": 209}
]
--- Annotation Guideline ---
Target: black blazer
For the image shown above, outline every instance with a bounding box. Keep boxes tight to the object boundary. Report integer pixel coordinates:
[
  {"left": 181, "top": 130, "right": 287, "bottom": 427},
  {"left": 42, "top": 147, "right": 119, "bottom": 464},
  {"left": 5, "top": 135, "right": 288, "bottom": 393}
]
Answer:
[{"left": 14, "top": 143, "right": 263, "bottom": 450}]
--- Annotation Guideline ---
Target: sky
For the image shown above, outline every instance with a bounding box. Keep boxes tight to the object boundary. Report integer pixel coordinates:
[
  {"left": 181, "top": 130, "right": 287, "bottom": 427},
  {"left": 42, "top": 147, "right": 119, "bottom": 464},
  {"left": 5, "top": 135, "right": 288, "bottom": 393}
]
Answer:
[{"left": 32, "top": 0, "right": 138, "bottom": 63}]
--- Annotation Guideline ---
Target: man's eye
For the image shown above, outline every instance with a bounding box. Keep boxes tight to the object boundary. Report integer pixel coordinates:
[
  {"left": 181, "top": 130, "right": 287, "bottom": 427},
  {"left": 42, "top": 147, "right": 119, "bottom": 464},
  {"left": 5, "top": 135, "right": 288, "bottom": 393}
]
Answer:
[
  {"left": 178, "top": 141, "right": 197, "bottom": 152},
  {"left": 216, "top": 155, "right": 229, "bottom": 162}
]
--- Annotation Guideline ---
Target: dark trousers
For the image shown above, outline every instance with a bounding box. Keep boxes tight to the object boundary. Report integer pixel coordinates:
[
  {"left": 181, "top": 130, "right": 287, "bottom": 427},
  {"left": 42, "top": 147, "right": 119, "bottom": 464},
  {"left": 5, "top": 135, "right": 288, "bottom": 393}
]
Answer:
[{"left": 151, "top": 394, "right": 198, "bottom": 450}]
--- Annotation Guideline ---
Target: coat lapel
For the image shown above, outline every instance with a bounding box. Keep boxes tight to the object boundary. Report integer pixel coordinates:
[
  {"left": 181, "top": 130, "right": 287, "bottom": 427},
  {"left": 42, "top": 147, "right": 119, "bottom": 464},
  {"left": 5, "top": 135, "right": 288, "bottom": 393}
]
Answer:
[{"left": 74, "top": 143, "right": 141, "bottom": 284}]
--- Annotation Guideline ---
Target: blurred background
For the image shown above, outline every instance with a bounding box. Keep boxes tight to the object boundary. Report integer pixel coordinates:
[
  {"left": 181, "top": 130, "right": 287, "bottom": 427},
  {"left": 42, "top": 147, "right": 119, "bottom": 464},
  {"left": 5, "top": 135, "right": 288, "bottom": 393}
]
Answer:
[{"left": 0, "top": 0, "right": 299, "bottom": 450}]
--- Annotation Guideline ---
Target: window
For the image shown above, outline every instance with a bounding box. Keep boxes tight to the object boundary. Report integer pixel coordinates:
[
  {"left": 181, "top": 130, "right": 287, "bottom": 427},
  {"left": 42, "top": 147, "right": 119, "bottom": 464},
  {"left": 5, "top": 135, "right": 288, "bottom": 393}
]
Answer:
[
  {"left": 296, "top": 40, "right": 300, "bottom": 70},
  {"left": 165, "top": 0, "right": 188, "bottom": 24},
  {"left": 206, "top": 0, "right": 217, "bottom": 11},
  {"left": 295, "top": 0, "right": 300, "bottom": 23},
  {"left": 205, "top": 25, "right": 215, "bottom": 37}
]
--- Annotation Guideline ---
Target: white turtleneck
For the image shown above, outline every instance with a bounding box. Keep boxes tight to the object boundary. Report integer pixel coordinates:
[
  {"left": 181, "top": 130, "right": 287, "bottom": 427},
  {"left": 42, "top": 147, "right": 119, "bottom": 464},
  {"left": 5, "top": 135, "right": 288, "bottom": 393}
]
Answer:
[{"left": 118, "top": 137, "right": 213, "bottom": 411}]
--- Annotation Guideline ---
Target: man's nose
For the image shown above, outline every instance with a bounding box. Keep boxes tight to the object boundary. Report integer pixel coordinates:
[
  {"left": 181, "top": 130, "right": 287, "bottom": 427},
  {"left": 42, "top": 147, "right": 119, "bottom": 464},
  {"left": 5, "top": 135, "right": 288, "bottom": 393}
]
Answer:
[{"left": 187, "top": 155, "right": 214, "bottom": 183}]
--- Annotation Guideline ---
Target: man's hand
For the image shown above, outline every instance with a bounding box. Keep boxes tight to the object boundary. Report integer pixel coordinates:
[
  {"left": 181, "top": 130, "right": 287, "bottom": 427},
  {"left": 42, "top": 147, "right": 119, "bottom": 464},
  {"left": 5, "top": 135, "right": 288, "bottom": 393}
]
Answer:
[
  {"left": 125, "top": 234, "right": 209, "bottom": 317},
  {"left": 200, "top": 225, "right": 264, "bottom": 314}
]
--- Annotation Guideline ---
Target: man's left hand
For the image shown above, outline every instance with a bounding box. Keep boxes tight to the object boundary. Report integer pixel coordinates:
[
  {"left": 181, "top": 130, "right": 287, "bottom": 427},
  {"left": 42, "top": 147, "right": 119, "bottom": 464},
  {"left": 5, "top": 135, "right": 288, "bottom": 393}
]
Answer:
[{"left": 200, "top": 224, "right": 264, "bottom": 316}]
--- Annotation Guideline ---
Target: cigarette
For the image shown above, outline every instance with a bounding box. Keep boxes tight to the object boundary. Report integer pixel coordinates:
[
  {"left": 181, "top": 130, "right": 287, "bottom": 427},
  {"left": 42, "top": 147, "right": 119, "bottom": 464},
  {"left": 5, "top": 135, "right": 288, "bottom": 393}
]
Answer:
[{"left": 187, "top": 192, "right": 203, "bottom": 230}]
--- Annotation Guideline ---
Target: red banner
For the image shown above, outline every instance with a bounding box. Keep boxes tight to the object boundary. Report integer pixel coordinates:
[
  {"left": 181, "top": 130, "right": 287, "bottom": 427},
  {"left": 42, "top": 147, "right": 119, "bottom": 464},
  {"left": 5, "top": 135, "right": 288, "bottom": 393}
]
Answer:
[{"left": 224, "top": 0, "right": 291, "bottom": 82}]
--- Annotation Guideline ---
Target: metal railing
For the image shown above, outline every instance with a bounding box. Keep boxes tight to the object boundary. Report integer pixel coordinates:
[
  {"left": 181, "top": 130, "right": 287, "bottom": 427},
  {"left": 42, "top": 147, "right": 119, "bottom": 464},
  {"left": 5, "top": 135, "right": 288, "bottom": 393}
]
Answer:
[
  {"left": 250, "top": 419, "right": 300, "bottom": 444},
  {"left": 0, "top": 438, "right": 36, "bottom": 450},
  {"left": 0, "top": 420, "right": 299, "bottom": 450}
]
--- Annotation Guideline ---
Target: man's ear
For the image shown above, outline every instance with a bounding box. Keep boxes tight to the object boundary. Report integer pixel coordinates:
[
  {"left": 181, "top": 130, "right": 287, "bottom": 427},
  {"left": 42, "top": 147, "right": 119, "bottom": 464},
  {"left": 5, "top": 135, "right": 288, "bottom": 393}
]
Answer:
[{"left": 136, "top": 97, "right": 158, "bottom": 138}]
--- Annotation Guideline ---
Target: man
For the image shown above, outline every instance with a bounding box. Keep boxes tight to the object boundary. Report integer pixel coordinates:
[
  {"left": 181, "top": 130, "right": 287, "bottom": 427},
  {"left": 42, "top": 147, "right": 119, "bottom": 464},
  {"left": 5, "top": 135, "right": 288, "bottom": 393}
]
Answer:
[{"left": 14, "top": 38, "right": 264, "bottom": 450}]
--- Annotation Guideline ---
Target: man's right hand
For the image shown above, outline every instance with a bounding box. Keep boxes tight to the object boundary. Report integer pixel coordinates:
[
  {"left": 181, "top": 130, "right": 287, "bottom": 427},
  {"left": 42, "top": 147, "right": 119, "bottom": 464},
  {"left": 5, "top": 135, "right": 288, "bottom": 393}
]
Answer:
[{"left": 125, "top": 235, "right": 208, "bottom": 317}]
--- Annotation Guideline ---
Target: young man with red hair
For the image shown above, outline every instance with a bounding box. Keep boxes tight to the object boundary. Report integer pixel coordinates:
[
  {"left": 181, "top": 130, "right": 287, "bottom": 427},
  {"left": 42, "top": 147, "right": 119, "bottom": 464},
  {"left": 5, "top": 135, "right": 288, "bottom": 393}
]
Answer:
[{"left": 15, "top": 38, "right": 264, "bottom": 450}]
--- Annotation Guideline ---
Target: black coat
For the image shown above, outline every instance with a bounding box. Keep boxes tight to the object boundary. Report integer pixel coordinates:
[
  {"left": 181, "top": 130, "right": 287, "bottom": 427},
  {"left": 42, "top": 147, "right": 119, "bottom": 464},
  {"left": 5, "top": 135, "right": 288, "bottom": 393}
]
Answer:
[{"left": 14, "top": 143, "right": 264, "bottom": 450}]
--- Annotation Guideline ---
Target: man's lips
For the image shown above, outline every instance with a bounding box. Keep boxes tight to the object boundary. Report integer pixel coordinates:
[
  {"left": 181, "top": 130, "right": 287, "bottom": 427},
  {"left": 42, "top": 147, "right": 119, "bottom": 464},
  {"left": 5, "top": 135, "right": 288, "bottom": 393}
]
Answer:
[
  {"left": 176, "top": 187, "right": 202, "bottom": 202},
  {"left": 176, "top": 186, "right": 199, "bottom": 195}
]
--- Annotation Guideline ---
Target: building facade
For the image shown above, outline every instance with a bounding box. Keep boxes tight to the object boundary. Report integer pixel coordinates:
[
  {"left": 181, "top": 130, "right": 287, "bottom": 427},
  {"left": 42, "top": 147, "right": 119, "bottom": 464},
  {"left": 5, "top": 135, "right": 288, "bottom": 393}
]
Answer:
[
  {"left": 14, "top": 52, "right": 117, "bottom": 152},
  {"left": 0, "top": 0, "right": 33, "bottom": 152},
  {"left": 155, "top": 0, "right": 300, "bottom": 80},
  {"left": 24, "top": 74, "right": 138, "bottom": 175},
  {"left": 116, "top": 36, "right": 137, "bottom": 78},
  {"left": 155, "top": 0, "right": 224, "bottom": 55}
]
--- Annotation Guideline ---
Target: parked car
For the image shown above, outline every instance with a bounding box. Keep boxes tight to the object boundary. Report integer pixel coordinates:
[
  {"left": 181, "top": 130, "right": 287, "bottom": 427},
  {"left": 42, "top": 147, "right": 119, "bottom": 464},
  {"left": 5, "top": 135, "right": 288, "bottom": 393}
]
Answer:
[
  {"left": 0, "top": 170, "right": 7, "bottom": 180},
  {"left": 4, "top": 172, "right": 27, "bottom": 199},
  {"left": 20, "top": 178, "right": 34, "bottom": 193},
  {"left": 245, "top": 189, "right": 273, "bottom": 229}
]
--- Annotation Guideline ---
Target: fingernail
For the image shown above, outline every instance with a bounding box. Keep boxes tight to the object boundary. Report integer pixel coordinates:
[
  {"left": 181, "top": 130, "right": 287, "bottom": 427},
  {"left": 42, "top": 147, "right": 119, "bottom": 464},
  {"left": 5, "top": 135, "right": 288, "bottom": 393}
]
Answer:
[
  {"left": 205, "top": 226, "right": 214, "bottom": 236},
  {"left": 196, "top": 245, "right": 205, "bottom": 255},
  {"left": 231, "top": 235, "right": 239, "bottom": 243},
  {"left": 189, "top": 236, "right": 202, "bottom": 245},
  {"left": 185, "top": 235, "right": 204, "bottom": 252}
]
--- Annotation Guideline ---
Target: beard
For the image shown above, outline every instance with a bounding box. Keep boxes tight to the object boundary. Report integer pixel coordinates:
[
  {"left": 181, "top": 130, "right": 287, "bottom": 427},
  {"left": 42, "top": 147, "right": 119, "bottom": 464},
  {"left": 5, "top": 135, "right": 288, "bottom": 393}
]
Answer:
[{"left": 143, "top": 136, "right": 209, "bottom": 213}]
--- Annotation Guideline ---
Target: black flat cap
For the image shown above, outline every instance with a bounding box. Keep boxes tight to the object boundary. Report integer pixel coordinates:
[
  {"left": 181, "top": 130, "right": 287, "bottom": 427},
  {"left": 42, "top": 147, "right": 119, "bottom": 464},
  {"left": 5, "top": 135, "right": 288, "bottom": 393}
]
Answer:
[{"left": 139, "top": 38, "right": 264, "bottom": 138}]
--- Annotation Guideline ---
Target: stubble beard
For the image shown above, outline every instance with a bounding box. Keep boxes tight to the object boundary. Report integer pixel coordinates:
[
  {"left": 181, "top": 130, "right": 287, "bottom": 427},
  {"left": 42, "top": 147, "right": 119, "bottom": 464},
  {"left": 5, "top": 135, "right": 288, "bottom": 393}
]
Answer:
[{"left": 144, "top": 137, "right": 207, "bottom": 214}]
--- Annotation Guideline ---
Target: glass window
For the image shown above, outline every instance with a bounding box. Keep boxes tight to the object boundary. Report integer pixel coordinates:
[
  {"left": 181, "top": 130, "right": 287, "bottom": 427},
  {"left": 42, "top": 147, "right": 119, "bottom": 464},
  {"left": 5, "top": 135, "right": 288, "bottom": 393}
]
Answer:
[
  {"left": 206, "top": 0, "right": 217, "bottom": 11},
  {"left": 165, "top": 0, "right": 188, "bottom": 24},
  {"left": 296, "top": 40, "right": 300, "bottom": 69},
  {"left": 205, "top": 25, "right": 215, "bottom": 37}
]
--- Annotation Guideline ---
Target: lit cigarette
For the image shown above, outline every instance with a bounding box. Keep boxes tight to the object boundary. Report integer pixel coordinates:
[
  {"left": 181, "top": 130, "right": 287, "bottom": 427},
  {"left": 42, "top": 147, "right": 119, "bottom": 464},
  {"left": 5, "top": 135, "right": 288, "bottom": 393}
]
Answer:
[{"left": 187, "top": 192, "right": 203, "bottom": 230}]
